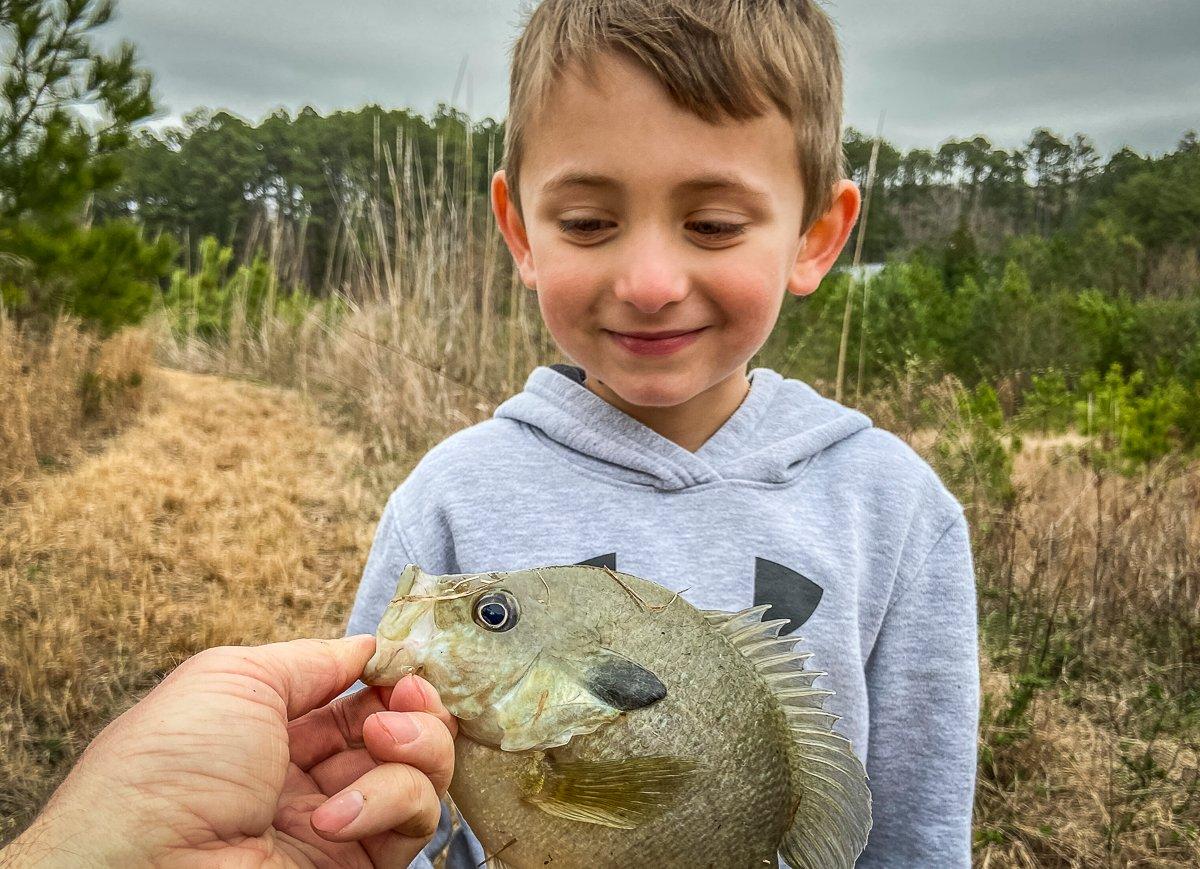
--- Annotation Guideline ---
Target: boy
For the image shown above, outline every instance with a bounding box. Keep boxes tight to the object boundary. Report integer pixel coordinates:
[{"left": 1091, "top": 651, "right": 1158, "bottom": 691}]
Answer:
[{"left": 346, "top": 1, "right": 979, "bottom": 866}]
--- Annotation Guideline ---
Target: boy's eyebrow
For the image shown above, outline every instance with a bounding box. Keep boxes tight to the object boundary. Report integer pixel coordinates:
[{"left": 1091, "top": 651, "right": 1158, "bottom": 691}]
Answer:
[
  {"left": 677, "top": 174, "right": 771, "bottom": 202},
  {"left": 540, "top": 170, "right": 770, "bottom": 203},
  {"left": 540, "top": 171, "right": 609, "bottom": 195}
]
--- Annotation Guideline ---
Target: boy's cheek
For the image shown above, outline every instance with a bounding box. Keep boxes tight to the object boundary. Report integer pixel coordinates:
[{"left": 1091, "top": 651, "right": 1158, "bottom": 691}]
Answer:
[
  {"left": 532, "top": 263, "right": 606, "bottom": 318},
  {"left": 702, "top": 261, "right": 789, "bottom": 320}
]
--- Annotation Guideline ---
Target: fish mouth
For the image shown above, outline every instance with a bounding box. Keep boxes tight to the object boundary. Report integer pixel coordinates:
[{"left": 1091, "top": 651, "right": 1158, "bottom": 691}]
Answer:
[{"left": 362, "top": 564, "right": 439, "bottom": 686}]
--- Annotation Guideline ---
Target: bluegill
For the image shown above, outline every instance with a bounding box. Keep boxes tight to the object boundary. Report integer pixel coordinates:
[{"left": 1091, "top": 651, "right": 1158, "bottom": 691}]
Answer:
[{"left": 362, "top": 564, "right": 871, "bottom": 868}]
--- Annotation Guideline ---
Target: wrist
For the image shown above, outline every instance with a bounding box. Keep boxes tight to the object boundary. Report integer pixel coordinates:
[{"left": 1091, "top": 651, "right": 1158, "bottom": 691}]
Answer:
[{"left": 2, "top": 794, "right": 150, "bottom": 868}]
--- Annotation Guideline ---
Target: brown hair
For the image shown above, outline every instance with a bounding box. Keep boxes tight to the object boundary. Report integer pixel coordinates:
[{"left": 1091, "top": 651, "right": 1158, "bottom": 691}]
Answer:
[{"left": 503, "top": 0, "right": 847, "bottom": 234}]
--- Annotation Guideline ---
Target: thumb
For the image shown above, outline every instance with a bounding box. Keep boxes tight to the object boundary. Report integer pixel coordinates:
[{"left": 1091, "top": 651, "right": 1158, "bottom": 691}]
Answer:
[{"left": 240, "top": 635, "right": 377, "bottom": 719}]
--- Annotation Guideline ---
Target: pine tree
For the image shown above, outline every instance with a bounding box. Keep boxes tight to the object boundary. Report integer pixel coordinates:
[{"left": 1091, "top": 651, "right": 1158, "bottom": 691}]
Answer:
[{"left": 0, "top": 0, "right": 173, "bottom": 328}]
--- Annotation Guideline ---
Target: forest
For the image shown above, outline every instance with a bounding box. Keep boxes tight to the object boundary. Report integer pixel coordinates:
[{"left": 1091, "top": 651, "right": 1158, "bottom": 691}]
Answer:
[{"left": 7, "top": 72, "right": 1200, "bottom": 463}]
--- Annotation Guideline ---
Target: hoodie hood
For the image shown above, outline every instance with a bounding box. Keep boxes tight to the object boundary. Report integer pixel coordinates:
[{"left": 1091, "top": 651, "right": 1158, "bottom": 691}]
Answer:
[{"left": 492, "top": 364, "right": 872, "bottom": 492}]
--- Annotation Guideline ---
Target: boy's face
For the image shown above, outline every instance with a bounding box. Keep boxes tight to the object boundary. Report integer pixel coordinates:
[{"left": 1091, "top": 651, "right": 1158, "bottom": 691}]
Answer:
[{"left": 492, "top": 51, "right": 859, "bottom": 410}]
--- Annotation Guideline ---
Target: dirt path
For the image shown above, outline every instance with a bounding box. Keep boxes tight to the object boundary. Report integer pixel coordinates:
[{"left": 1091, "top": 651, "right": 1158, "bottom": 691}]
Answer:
[{"left": 1, "top": 368, "right": 384, "bottom": 840}]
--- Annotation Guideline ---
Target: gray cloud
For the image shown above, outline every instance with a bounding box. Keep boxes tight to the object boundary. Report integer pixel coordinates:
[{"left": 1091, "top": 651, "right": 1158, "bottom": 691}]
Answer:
[
  {"left": 94, "top": 0, "right": 1198, "bottom": 155},
  {"left": 837, "top": 0, "right": 1200, "bottom": 152}
]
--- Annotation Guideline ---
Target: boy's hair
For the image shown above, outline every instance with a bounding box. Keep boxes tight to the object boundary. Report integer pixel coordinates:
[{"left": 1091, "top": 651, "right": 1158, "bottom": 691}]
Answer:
[{"left": 503, "top": 0, "right": 846, "bottom": 235}]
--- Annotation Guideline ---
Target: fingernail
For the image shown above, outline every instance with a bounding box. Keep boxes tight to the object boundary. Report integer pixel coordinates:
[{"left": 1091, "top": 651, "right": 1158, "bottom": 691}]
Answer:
[
  {"left": 312, "top": 789, "right": 365, "bottom": 834},
  {"left": 379, "top": 711, "right": 422, "bottom": 745}
]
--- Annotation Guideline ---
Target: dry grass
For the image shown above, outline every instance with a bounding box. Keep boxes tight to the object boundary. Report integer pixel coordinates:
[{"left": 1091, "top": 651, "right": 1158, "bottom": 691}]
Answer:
[
  {"left": 858, "top": 367, "right": 1200, "bottom": 864},
  {"left": 155, "top": 289, "right": 556, "bottom": 471},
  {"left": 967, "top": 445, "right": 1199, "bottom": 866},
  {"left": 977, "top": 656, "right": 1198, "bottom": 868},
  {"left": 0, "top": 368, "right": 379, "bottom": 841},
  {"left": 0, "top": 312, "right": 152, "bottom": 502}
]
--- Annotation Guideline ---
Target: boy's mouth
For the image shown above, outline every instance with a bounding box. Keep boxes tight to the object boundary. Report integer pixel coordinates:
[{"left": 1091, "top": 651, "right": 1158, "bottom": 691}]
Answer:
[{"left": 606, "top": 327, "right": 707, "bottom": 357}]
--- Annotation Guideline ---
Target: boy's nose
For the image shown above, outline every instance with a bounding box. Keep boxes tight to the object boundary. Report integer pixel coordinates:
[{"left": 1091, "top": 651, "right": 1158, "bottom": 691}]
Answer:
[{"left": 611, "top": 238, "right": 690, "bottom": 314}]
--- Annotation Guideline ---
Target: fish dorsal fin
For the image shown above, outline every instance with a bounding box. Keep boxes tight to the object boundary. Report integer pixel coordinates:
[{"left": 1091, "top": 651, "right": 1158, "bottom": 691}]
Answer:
[
  {"left": 702, "top": 606, "right": 872, "bottom": 868},
  {"left": 516, "top": 751, "right": 699, "bottom": 830}
]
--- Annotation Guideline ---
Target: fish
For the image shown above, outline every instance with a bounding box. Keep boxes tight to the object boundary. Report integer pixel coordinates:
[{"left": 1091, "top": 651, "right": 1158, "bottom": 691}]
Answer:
[{"left": 362, "top": 563, "right": 871, "bottom": 869}]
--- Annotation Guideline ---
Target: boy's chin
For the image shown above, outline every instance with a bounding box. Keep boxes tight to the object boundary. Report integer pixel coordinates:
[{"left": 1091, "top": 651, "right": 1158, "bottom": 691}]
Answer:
[{"left": 586, "top": 367, "right": 724, "bottom": 410}]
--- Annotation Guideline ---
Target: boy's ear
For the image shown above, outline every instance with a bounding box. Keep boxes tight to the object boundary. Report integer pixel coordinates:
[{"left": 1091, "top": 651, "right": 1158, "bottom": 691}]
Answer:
[
  {"left": 787, "top": 180, "right": 862, "bottom": 297},
  {"left": 491, "top": 169, "right": 538, "bottom": 290}
]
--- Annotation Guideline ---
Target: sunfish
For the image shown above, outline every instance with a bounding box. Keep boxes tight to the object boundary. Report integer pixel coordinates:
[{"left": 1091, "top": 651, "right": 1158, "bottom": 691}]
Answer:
[{"left": 363, "top": 563, "right": 871, "bottom": 868}]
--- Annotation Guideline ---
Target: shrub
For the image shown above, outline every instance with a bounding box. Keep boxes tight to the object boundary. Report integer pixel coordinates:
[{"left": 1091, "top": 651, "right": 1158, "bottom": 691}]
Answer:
[{"left": 1017, "top": 369, "right": 1074, "bottom": 434}]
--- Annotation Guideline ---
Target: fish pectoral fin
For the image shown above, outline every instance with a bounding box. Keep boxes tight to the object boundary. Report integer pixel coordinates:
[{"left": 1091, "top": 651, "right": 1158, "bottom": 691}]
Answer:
[
  {"left": 580, "top": 648, "right": 667, "bottom": 711},
  {"left": 517, "top": 752, "right": 699, "bottom": 830}
]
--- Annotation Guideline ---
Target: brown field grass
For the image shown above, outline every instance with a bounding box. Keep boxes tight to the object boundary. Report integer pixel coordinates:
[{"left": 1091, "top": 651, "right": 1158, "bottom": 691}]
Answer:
[
  {"left": 0, "top": 367, "right": 381, "bottom": 840},
  {"left": 971, "top": 444, "right": 1200, "bottom": 866},
  {"left": 0, "top": 313, "right": 153, "bottom": 503}
]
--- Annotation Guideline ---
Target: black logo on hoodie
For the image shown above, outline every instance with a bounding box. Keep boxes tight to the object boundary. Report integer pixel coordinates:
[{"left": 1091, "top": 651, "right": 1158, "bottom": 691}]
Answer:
[{"left": 575, "top": 553, "right": 823, "bottom": 633}]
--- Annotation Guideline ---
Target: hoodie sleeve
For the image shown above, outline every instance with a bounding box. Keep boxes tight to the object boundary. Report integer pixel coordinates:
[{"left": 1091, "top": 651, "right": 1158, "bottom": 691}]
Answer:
[
  {"left": 345, "top": 452, "right": 459, "bottom": 639},
  {"left": 859, "top": 511, "right": 979, "bottom": 867},
  {"left": 345, "top": 487, "right": 420, "bottom": 639},
  {"left": 343, "top": 477, "right": 489, "bottom": 869}
]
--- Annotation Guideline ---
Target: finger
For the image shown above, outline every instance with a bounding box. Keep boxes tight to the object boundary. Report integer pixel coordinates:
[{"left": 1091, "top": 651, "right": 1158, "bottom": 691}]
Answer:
[
  {"left": 362, "top": 814, "right": 448, "bottom": 869},
  {"left": 308, "top": 747, "right": 376, "bottom": 796},
  {"left": 288, "top": 685, "right": 385, "bottom": 770},
  {"left": 310, "top": 763, "right": 440, "bottom": 842},
  {"left": 363, "top": 711, "right": 456, "bottom": 796},
  {"left": 388, "top": 674, "right": 458, "bottom": 738},
  {"left": 249, "top": 635, "right": 377, "bottom": 719},
  {"left": 307, "top": 710, "right": 456, "bottom": 798}
]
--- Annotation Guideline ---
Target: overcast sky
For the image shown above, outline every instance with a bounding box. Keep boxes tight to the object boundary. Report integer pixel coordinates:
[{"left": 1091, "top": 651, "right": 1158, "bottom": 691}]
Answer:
[{"left": 94, "top": 0, "right": 1199, "bottom": 156}]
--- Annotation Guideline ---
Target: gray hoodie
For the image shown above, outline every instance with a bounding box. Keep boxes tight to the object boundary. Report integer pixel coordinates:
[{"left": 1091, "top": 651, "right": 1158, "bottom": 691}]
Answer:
[{"left": 345, "top": 363, "right": 980, "bottom": 868}]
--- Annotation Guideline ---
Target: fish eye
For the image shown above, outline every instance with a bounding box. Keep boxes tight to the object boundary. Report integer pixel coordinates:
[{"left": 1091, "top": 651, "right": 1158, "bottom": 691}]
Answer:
[{"left": 472, "top": 590, "right": 520, "bottom": 632}]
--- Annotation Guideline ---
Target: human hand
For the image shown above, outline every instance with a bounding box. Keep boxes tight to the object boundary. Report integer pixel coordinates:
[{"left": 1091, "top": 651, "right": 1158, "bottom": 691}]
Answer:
[{"left": 1, "top": 636, "right": 457, "bottom": 868}]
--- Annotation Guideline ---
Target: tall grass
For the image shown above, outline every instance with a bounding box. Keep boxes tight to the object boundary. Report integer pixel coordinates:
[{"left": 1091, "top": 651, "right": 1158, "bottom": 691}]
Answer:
[
  {"left": 0, "top": 369, "right": 375, "bottom": 841},
  {"left": 157, "top": 121, "right": 558, "bottom": 468},
  {"left": 0, "top": 311, "right": 152, "bottom": 502},
  {"left": 905, "top": 378, "right": 1200, "bottom": 865}
]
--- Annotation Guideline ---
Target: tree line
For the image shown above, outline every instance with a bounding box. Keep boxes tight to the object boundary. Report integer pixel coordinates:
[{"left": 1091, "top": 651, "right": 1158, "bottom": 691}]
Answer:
[
  {"left": 4, "top": 0, "right": 1200, "bottom": 460},
  {"left": 90, "top": 106, "right": 1199, "bottom": 301}
]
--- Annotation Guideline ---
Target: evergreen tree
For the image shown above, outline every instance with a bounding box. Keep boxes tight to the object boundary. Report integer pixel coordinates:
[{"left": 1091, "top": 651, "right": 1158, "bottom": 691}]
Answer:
[{"left": 0, "top": 0, "right": 173, "bottom": 328}]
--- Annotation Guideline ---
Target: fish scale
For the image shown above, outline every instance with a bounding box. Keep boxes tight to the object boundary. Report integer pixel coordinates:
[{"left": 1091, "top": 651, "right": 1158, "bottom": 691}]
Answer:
[{"left": 364, "top": 564, "right": 871, "bottom": 868}]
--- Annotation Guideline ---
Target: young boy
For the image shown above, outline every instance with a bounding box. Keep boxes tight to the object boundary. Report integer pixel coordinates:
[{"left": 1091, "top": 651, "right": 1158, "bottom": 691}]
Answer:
[{"left": 346, "top": 1, "right": 979, "bottom": 866}]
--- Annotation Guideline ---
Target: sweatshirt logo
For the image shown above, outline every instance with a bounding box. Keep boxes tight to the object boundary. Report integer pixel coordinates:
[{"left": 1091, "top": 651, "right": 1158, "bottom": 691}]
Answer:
[{"left": 575, "top": 553, "right": 823, "bottom": 633}]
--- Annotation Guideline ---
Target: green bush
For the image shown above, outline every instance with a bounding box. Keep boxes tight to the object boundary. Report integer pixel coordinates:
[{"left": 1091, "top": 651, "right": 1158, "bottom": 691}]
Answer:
[
  {"left": 1075, "top": 364, "right": 1192, "bottom": 469},
  {"left": 1017, "top": 369, "right": 1073, "bottom": 433},
  {"left": 163, "top": 235, "right": 343, "bottom": 339},
  {"left": 932, "top": 381, "right": 1020, "bottom": 518}
]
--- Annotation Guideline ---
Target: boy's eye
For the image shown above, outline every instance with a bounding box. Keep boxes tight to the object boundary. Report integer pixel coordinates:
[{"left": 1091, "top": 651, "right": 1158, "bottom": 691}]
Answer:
[
  {"left": 557, "top": 218, "right": 613, "bottom": 237},
  {"left": 687, "top": 220, "right": 747, "bottom": 240},
  {"left": 554, "top": 217, "right": 744, "bottom": 244}
]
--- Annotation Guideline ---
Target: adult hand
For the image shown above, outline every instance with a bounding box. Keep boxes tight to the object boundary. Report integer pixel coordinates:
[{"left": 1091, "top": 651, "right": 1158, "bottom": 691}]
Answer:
[{"left": 1, "top": 636, "right": 456, "bottom": 868}]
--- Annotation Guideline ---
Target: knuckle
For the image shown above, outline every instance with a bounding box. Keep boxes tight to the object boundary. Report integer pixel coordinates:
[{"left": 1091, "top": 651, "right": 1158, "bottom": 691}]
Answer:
[
  {"left": 397, "top": 791, "right": 441, "bottom": 838},
  {"left": 175, "top": 645, "right": 238, "bottom": 678},
  {"left": 397, "top": 765, "right": 428, "bottom": 803}
]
